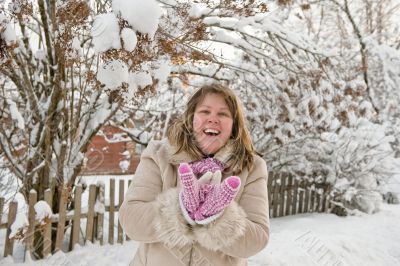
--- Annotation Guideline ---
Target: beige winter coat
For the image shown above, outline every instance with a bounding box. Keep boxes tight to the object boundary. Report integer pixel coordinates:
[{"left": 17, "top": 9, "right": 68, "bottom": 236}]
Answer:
[{"left": 119, "top": 138, "right": 270, "bottom": 266}]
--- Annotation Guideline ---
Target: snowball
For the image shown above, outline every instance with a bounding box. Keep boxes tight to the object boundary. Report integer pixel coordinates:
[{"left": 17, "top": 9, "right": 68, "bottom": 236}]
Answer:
[
  {"left": 97, "top": 60, "right": 129, "bottom": 90},
  {"left": 139, "top": 131, "right": 150, "bottom": 143},
  {"left": 121, "top": 150, "right": 130, "bottom": 157},
  {"left": 119, "top": 160, "right": 130, "bottom": 172},
  {"left": 348, "top": 111, "right": 357, "bottom": 127},
  {"left": 130, "top": 71, "right": 153, "bottom": 89},
  {"left": 121, "top": 28, "right": 137, "bottom": 52},
  {"left": 122, "top": 71, "right": 153, "bottom": 101},
  {"left": 309, "top": 94, "right": 320, "bottom": 107},
  {"left": 188, "top": 3, "right": 212, "bottom": 19},
  {"left": 34, "top": 50, "right": 47, "bottom": 61},
  {"left": 152, "top": 61, "right": 171, "bottom": 84},
  {"left": 3, "top": 25, "right": 17, "bottom": 45},
  {"left": 265, "top": 119, "right": 276, "bottom": 129},
  {"left": 0, "top": 14, "right": 17, "bottom": 45},
  {"left": 329, "top": 118, "right": 341, "bottom": 131},
  {"left": 282, "top": 123, "right": 295, "bottom": 137},
  {"left": 10, "top": 212, "right": 28, "bottom": 238},
  {"left": 7, "top": 99, "right": 24, "bottom": 129},
  {"left": 71, "top": 37, "right": 82, "bottom": 56},
  {"left": 34, "top": 200, "right": 53, "bottom": 223},
  {"left": 112, "top": 0, "right": 162, "bottom": 38},
  {"left": 359, "top": 100, "right": 374, "bottom": 119},
  {"left": 91, "top": 13, "right": 121, "bottom": 53},
  {"left": 135, "top": 110, "right": 144, "bottom": 120}
]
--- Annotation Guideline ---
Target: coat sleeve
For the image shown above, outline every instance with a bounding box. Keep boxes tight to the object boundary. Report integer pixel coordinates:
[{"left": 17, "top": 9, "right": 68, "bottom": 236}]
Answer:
[
  {"left": 118, "top": 140, "right": 163, "bottom": 243},
  {"left": 193, "top": 157, "right": 270, "bottom": 258},
  {"left": 118, "top": 141, "right": 195, "bottom": 247}
]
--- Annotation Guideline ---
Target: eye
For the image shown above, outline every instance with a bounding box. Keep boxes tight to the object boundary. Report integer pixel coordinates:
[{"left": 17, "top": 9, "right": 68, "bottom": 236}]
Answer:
[
  {"left": 199, "top": 110, "right": 210, "bottom": 114},
  {"left": 218, "top": 112, "right": 231, "bottom": 117}
]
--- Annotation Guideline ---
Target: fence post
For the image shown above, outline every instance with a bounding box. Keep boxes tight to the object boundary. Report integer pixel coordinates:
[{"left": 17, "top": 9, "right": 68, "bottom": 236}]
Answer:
[
  {"left": 291, "top": 178, "right": 299, "bottom": 215},
  {"left": 55, "top": 187, "right": 67, "bottom": 252},
  {"left": 109, "top": 178, "right": 115, "bottom": 244},
  {"left": 43, "top": 189, "right": 52, "bottom": 257},
  {"left": 272, "top": 174, "right": 280, "bottom": 218},
  {"left": 93, "top": 191, "right": 98, "bottom": 242},
  {"left": 325, "top": 194, "right": 332, "bottom": 213},
  {"left": 4, "top": 201, "right": 18, "bottom": 257},
  {"left": 321, "top": 185, "right": 330, "bottom": 213},
  {"left": 97, "top": 183, "right": 105, "bottom": 245},
  {"left": 86, "top": 184, "right": 96, "bottom": 243},
  {"left": 278, "top": 173, "right": 286, "bottom": 217},
  {"left": 117, "top": 179, "right": 125, "bottom": 244},
  {"left": 298, "top": 186, "right": 304, "bottom": 213},
  {"left": 267, "top": 172, "right": 273, "bottom": 217},
  {"left": 70, "top": 185, "right": 82, "bottom": 250},
  {"left": 285, "top": 175, "right": 293, "bottom": 216},
  {"left": 316, "top": 189, "right": 322, "bottom": 212},
  {"left": 125, "top": 180, "right": 132, "bottom": 241},
  {"left": 26, "top": 190, "right": 37, "bottom": 259},
  {"left": 304, "top": 181, "right": 310, "bottom": 213},
  {"left": 309, "top": 185, "right": 316, "bottom": 212}
]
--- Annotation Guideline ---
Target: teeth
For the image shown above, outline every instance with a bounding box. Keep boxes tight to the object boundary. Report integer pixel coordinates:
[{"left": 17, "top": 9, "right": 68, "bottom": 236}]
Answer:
[{"left": 204, "top": 129, "right": 220, "bottom": 134}]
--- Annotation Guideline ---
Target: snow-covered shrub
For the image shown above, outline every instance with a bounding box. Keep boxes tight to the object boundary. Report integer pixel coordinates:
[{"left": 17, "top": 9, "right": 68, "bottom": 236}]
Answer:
[
  {"left": 239, "top": 69, "right": 400, "bottom": 214},
  {"left": 252, "top": 104, "right": 399, "bottom": 214},
  {"left": 232, "top": 0, "right": 400, "bottom": 214}
]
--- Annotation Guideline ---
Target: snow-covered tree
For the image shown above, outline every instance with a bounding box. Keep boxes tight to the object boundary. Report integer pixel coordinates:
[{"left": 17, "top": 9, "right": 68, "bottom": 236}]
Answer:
[
  {"left": 0, "top": 0, "right": 174, "bottom": 257},
  {"left": 1, "top": 0, "right": 122, "bottom": 210},
  {"left": 123, "top": 0, "right": 400, "bottom": 214},
  {"left": 240, "top": 0, "right": 400, "bottom": 212}
]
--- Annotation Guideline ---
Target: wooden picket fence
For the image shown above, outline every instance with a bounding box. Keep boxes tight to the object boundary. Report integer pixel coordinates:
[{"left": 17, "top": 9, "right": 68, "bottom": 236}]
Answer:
[
  {"left": 0, "top": 173, "right": 332, "bottom": 260},
  {"left": 0, "top": 178, "right": 132, "bottom": 260},
  {"left": 267, "top": 172, "right": 332, "bottom": 218}
]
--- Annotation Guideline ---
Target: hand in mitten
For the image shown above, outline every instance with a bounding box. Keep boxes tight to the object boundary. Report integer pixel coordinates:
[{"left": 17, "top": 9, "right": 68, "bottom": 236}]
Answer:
[
  {"left": 198, "top": 170, "right": 221, "bottom": 203},
  {"left": 178, "top": 163, "right": 216, "bottom": 221},
  {"left": 194, "top": 176, "right": 241, "bottom": 224},
  {"left": 178, "top": 163, "right": 201, "bottom": 214},
  {"left": 190, "top": 157, "right": 225, "bottom": 176}
]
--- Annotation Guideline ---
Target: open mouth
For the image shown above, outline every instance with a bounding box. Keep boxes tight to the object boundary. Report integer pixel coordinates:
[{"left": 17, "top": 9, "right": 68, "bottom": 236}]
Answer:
[{"left": 203, "top": 129, "right": 220, "bottom": 136}]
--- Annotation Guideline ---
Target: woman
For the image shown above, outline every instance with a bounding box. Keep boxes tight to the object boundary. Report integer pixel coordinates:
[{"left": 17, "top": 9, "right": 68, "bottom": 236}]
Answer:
[{"left": 119, "top": 84, "right": 270, "bottom": 265}]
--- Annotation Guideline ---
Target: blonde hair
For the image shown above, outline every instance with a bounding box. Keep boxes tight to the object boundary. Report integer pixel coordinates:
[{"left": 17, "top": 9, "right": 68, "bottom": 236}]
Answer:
[{"left": 167, "top": 84, "right": 256, "bottom": 173}]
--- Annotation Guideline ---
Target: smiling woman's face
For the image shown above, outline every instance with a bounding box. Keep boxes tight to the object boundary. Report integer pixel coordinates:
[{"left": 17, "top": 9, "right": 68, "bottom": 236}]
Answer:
[{"left": 192, "top": 93, "right": 233, "bottom": 155}]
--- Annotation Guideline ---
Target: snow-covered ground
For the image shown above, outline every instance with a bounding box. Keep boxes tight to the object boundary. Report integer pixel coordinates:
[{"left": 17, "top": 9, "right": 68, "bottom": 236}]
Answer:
[
  {"left": 1, "top": 173, "right": 399, "bottom": 266},
  {"left": 1, "top": 203, "right": 399, "bottom": 266}
]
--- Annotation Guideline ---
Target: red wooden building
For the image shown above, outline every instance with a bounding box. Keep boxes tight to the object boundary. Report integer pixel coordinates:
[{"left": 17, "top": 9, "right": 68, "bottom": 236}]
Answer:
[{"left": 82, "top": 126, "right": 141, "bottom": 175}]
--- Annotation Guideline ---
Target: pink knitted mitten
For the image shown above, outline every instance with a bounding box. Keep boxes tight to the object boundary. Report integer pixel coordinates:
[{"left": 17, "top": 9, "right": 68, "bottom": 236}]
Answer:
[
  {"left": 194, "top": 176, "right": 241, "bottom": 223},
  {"left": 189, "top": 157, "right": 225, "bottom": 177},
  {"left": 198, "top": 170, "right": 221, "bottom": 203},
  {"left": 178, "top": 163, "right": 200, "bottom": 216}
]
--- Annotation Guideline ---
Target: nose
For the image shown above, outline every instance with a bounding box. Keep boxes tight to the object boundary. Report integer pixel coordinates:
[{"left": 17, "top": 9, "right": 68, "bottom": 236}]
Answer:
[{"left": 207, "top": 113, "right": 218, "bottom": 124}]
